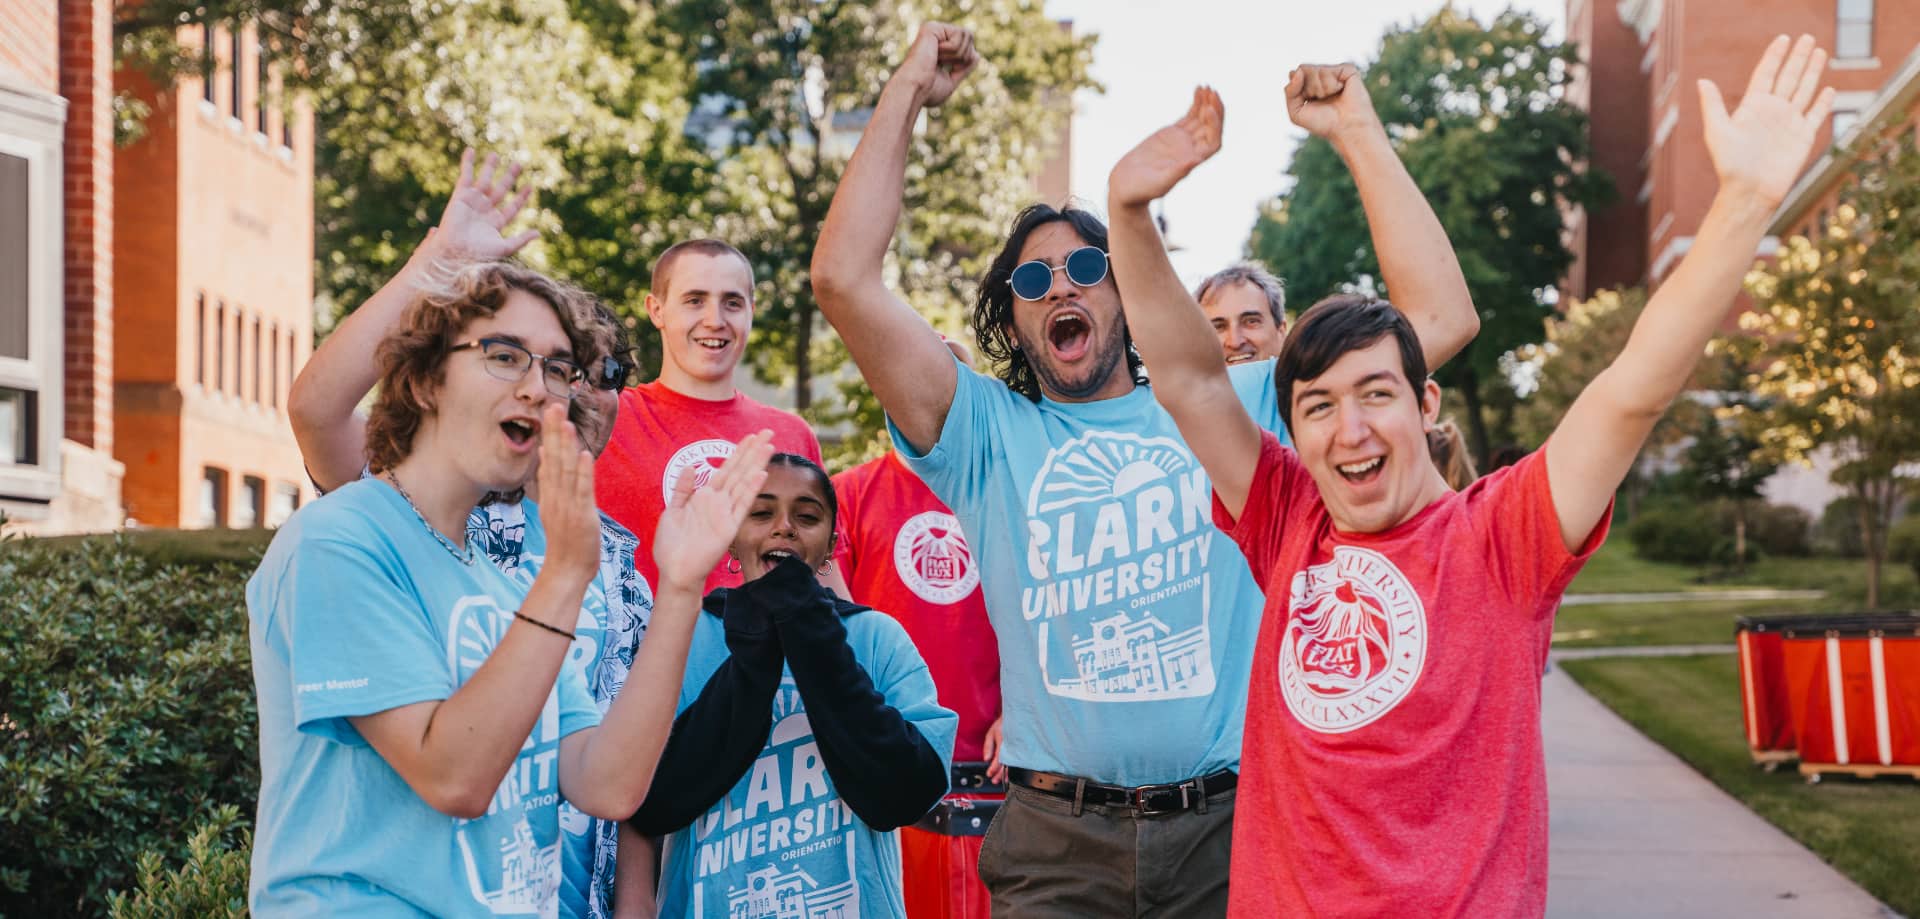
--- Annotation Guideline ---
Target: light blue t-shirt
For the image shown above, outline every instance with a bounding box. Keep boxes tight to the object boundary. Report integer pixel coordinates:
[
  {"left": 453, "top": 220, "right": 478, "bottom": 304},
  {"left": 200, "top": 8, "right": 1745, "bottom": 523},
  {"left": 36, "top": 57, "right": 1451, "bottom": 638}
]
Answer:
[
  {"left": 471, "top": 502, "right": 654, "bottom": 919},
  {"left": 888, "top": 356, "right": 1286, "bottom": 786},
  {"left": 656, "top": 608, "right": 958, "bottom": 919},
  {"left": 248, "top": 479, "right": 602, "bottom": 918}
]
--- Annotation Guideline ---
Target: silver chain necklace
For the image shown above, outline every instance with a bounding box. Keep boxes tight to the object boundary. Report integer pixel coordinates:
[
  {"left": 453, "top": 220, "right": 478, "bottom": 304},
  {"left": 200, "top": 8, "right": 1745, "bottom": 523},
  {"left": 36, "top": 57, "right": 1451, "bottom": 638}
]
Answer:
[{"left": 384, "top": 470, "right": 475, "bottom": 566}]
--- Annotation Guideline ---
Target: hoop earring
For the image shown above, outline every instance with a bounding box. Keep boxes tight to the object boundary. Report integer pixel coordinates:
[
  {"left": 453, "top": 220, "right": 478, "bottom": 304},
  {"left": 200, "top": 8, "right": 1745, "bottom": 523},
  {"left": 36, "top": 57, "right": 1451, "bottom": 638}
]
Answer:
[
  {"left": 726, "top": 556, "right": 741, "bottom": 574},
  {"left": 817, "top": 559, "right": 833, "bottom": 575}
]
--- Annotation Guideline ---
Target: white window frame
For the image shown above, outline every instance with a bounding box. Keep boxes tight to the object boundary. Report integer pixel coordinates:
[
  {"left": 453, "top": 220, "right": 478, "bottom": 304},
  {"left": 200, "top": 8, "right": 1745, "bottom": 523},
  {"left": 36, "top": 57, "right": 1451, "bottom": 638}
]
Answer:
[{"left": 0, "top": 84, "right": 67, "bottom": 509}]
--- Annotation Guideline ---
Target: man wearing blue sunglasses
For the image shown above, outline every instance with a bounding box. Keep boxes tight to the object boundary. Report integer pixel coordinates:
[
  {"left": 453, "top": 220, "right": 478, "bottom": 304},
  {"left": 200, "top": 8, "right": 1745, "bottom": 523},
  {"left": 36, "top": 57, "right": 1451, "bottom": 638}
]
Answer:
[{"left": 812, "top": 23, "right": 1481, "bottom": 917}]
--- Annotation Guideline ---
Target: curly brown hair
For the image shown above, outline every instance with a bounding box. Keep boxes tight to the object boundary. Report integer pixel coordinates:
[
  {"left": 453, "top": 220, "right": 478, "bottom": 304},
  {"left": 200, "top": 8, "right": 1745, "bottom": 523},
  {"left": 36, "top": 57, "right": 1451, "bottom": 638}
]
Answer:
[{"left": 364, "top": 261, "right": 608, "bottom": 475}]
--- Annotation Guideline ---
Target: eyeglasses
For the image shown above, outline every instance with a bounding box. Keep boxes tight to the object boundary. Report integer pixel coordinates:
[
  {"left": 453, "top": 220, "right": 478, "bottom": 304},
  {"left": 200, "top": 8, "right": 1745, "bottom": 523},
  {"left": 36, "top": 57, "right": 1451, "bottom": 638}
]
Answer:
[
  {"left": 450, "top": 337, "right": 586, "bottom": 399},
  {"left": 591, "top": 354, "right": 637, "bottom": 392},
  {"left": 1009, "top": 246, "right": 1109, "bottom": 301}
]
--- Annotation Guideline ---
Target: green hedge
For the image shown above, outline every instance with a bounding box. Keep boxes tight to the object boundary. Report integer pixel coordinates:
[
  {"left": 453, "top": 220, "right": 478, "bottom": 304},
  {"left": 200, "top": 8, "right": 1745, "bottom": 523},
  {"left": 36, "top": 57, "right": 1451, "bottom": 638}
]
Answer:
[{"left": 0, "top": 532, "right": 262, "bottom": 917}]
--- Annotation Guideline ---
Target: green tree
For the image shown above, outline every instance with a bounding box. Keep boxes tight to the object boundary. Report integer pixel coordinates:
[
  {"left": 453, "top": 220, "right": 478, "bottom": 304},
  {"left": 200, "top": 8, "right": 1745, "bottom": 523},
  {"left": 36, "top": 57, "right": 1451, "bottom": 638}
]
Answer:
[
  {"left": 1728, "top": 134, "right": 1920, "bottom": 608},
  {"left": 1248, "top": 5, "right": 1611, "bottom": 464},
  {"left": 655, "top": 0, "right": 1095, "bottom": 433},
  {"left": 1675, "top": 379, "right": 1778, "bottom": 571},
  {"left": 115, "top": 0, "right": 711, "bottom": 367}
]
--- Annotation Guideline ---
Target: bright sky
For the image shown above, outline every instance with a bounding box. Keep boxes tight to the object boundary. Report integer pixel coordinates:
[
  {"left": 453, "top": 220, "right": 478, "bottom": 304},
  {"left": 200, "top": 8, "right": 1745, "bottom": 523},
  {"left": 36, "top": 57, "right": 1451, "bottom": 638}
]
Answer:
[{"left": 1045, "top": 0, "right": 1566, "bottom": 286}]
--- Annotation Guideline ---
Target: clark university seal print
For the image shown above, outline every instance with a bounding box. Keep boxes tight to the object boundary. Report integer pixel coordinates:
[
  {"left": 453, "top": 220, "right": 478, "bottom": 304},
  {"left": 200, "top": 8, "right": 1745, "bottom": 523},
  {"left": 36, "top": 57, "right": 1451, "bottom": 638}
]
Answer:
[{"left": 1279, "top": 546, "right": 1427, "bottom": 733}]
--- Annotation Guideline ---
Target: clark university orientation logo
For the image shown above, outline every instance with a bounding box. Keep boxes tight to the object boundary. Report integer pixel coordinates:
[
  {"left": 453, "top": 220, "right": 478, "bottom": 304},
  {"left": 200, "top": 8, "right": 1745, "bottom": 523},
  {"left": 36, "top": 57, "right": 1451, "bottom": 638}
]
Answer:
[
  {"left": 892, "top": 511, "right": 980, "bottom": 605},
  {"left": 1279, "top": 546, "right": 1427, "bottom": 733}
]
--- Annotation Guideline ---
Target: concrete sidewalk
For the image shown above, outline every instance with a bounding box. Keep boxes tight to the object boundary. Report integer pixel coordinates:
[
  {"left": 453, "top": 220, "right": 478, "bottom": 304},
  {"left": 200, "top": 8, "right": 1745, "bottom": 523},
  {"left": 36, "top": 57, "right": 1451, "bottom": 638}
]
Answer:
[{"left": 1543, "top": 666, "right": 1900, "bottom": 918}]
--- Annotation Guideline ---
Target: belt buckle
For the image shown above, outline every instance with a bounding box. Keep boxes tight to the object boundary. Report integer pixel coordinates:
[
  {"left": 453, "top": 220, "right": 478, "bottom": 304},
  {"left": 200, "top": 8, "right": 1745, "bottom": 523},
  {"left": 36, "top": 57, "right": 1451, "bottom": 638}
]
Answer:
[{"left": 1131, "top": 782, "right": 1190, "bottom": 816}]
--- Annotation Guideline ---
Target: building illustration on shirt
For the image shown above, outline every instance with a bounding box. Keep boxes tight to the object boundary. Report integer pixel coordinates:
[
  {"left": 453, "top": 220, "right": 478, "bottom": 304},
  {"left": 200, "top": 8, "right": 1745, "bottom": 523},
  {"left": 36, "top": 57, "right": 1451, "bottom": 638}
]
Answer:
[
  {"left": 892, "top": 511, "right": 978, "bottom": 605},
  {"left": 725, "top": 865, "right": 859, "bottom": 919},
  {"left": 685, "top": 678, "right": 865, "bottom": 919},
  {"left": 454, "top": 817, "right": 562, "bottom": 914},
  {"left": 447, "top": 594, "right": 568, "bottom": 913},
  {"left": 1022, "top": 432, "right": 1219, "bottom": 702},
  {"left": 1056, "top": 610, "right": 1211, "bottom": 697}
]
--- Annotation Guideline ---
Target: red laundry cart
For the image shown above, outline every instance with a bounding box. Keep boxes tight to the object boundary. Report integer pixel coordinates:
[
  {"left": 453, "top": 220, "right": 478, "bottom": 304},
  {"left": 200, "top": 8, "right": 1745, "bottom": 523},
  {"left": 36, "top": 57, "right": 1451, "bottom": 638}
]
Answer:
[
  {"left": 903, "top": 765, "right": 1002, "bottom": 919},
  {"left": 1779, "top": 613, "right": 1920, "bottom": 780},
  {"left": 1735, "top": 616, "right": 1800, "bottom": 765}
]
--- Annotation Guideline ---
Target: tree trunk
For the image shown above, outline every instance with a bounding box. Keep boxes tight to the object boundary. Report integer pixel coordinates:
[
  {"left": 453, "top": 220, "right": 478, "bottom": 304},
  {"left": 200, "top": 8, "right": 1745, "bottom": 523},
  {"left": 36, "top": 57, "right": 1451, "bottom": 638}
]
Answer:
[
  {"left": 793, "top": 296, "right": 814, "bottom": 413},
  {"left": 1455, "top": 364, "right": 1492, "bottom": 470},
  {"left": 1734, "top": 501, "right": 1748, "bottom": 573},
  {"left": 1858, "top": 482, "right": 1882, "bottom": 609}
]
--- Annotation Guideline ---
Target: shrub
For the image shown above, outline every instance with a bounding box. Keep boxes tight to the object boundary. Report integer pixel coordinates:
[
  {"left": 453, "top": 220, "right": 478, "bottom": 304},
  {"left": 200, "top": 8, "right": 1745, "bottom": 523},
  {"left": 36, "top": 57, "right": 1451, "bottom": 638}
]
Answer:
[
  {"left": 1625, "top": 502, "right": 1724, "bottom": 565},
  {"left": 1745, "top": 503, "right": 1812, "bottom": 558},
  {"left": 1891, "top": 516, "right": 1920, "bottom": 583},
  {"left": 106, "top": 807, "right": 250, "bottom": 919},
  {"left": 1816, "top": 496, "right": 1867, "bottom": 558},
  {"left": 0, "top": 534, "right": 261, "bottom": 916}
]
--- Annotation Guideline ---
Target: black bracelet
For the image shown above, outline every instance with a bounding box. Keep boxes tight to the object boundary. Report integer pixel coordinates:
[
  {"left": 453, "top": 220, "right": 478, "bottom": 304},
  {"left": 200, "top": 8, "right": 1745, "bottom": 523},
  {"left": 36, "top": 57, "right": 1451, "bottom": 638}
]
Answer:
[{"left": 514, "top": 611, "right": 577, "bottom": 642}]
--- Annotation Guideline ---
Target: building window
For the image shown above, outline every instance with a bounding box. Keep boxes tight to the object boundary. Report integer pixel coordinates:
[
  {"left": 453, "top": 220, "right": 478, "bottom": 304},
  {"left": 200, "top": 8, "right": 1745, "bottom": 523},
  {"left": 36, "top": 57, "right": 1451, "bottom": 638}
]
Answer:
[
  {"left": 1832, "top": 110, "right": 1862, "bottom": 143},
  {"left": 269, "top": 481, "right": 301, "bottom": 527},
  {"left": 0, "top": 95, "right": 65, "bottom": 508},
  {"left": 194, "top": 294, "right": 206, "bottom": 386},
  {"left": 214, "top": 302, "right": 226, "bottom": 392},
  {"left": 229, "top": 27, "right": 243, "bottom": 121},
  {"left": 201, "top": 24, "right": 216, "bottom": 105},
  {"left": 200, "top": 467, "right": 229, "bottom": 528},
  {"left": 285, "top": 333, "right": 296, "bottom": 398},
  {"left": 268, "top": 323, "right": 279, "bottom": 409},
  {"left": 237, "top": 475, "right": 265, "bottom": 528},
  {"left": 251, "top": 315, "right": 262, "bottom": 403},
  {"left": 0, "top": 386, "right": 36, "bottom": 466},
  {"left": 0, "top": 154, "right": 25, "bottom": 363},
  {"left": 256, "top": 38, "right": 270, "bottom": 138},
  {"left": 1837, "top": 0, "right": 1874, "bottom": 59}
]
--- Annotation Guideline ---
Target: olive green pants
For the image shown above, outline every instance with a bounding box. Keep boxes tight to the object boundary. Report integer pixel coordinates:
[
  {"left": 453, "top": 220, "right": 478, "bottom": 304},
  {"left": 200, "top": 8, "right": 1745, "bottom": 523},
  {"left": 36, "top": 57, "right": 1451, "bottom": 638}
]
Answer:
[{"left": 977, "top": 782, "right": 1236, "bottom": 917}]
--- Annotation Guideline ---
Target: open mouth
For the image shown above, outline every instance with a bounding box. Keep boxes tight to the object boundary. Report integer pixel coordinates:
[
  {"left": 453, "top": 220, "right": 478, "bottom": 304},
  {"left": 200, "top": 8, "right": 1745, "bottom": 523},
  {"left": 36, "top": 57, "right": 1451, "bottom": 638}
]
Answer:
[
  {"left": 694, "top": 337, "right": 731, "bottom": 353},
  {"left": 501, "top": 418, "right": 538, "bottom": 447},
  {"left": 1225, "top": 352, "right": 1257, "bottom": 365},
  {"left": 1046, "top": 311, "right": 1092, "bottom": 361},
  {"left": 1336, "top": 456, "right": 1385, "bottom": 485},
  {"left": 760, "top": 548, "right": 800, "bottom": 567}
]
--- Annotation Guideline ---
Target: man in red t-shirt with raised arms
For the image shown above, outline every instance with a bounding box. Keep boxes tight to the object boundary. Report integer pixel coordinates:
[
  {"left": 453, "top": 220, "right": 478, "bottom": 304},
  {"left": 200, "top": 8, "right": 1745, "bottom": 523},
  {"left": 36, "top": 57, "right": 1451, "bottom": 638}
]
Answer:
[
  {"left": 595, "top": 239, "right": 825, "bottom": 593},
  {"left": 1102, "top": 39, "right": 1834, "bottom": 918}
]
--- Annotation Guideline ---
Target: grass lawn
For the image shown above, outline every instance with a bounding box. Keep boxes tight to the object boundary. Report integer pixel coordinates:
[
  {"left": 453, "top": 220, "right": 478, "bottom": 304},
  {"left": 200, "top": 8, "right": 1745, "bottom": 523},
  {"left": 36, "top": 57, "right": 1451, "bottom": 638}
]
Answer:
[
  {"left": 1562, "top": 654, "right": 1920, "bottom": 917},
  {"left": 1554, "top": 542, "right": 1920, "bottom": 648}
]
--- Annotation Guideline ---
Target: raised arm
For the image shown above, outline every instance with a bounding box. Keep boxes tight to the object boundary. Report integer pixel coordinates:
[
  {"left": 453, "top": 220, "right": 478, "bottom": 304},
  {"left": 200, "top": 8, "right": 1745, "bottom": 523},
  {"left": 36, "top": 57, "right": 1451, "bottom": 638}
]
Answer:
[
  {"left": 1288, "top": 64, "right": 1479, "bottom": 369},
  {"left": 1547, "top": 35, "right": 1832, "bottom": 552},
  {"left": 288, "top": 150, "right": 537, "bottom": 490},
  {"left": 809, "top": 24, "right": 977, "bottom": 454},
  {"left": 559, "top": 431, "right": 776, "bottom": 819},
  {"left": 1107, "top": 88, "right": 1264, "bottom": 518}
]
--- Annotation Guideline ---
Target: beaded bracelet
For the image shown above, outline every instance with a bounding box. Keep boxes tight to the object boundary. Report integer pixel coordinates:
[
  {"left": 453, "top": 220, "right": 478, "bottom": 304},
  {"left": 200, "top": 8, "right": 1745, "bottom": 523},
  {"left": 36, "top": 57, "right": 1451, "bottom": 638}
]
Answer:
[{"left": 514, "top": 611, "right": 577, "bottom": 642}]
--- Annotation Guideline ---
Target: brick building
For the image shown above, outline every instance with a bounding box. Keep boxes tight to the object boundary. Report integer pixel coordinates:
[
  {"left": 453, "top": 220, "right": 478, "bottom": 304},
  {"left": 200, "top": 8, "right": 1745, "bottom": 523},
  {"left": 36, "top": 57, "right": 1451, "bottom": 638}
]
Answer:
[
  {"left": 0, "top": 3, "right": 314, "bottom": 532},
  {"left": 1566, "top": 0, "right": 1920, "bottom": 299},
  {"left": 1565, "top": 0, "right": 1920, "bottom": 516}
]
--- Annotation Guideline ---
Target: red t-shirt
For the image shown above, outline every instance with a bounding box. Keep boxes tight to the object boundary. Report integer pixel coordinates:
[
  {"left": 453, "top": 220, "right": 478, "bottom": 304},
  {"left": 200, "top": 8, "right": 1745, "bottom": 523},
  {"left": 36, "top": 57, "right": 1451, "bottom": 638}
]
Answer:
[
  {"left": 832, "top": 453, "right": 1000, "bottom": 762},
  {"left": 595, "top": 381, "right": 821, "bottom": 593},
  {"left": 1219, "top": 432, "right": 1607, "bottom": 919}
]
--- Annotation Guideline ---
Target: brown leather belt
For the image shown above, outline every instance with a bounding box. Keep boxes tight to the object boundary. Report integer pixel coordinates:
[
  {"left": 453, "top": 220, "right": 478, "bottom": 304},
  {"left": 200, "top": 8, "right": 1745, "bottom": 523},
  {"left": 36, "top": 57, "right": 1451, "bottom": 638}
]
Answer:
[{"left": 1006, "top": 766, "right": 1236, "bottom": 816}]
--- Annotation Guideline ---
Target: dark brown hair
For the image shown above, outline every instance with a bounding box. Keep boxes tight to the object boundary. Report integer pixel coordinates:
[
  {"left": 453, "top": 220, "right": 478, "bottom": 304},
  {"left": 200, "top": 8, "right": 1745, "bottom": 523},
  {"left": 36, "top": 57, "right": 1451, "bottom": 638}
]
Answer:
[
  {"left": 973, "top": 203, "right": 1146, "bottom": 402},
  {"left": 1273, "top": 294, "right": 1429, "bottom": 437},
  {"left": 365, "top": 262, "right": 603, "bottom": 474}
]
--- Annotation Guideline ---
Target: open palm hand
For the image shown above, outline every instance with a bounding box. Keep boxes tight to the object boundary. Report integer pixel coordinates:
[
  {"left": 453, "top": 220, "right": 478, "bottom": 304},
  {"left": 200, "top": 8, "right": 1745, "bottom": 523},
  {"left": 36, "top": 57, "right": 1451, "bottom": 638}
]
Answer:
[
  {"left": 653, "top": 431, "right": 775, "bottom": 592},
  {"left": 428, "top": 149, "right": 540, "bottom": 263},
  {"left": 1109, "top": 86, "right": 1223, "bottom": 209},
  {"left": 1700, "top": 35, "right": 1835, "bottom": 207}
]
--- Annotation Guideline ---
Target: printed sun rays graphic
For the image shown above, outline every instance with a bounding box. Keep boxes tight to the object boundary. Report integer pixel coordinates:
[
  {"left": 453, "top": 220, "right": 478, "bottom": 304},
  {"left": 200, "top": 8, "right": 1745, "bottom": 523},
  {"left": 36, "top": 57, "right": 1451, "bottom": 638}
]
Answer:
[{"left": 1036, "top": 439, "right": 1188, "bottom": 513}]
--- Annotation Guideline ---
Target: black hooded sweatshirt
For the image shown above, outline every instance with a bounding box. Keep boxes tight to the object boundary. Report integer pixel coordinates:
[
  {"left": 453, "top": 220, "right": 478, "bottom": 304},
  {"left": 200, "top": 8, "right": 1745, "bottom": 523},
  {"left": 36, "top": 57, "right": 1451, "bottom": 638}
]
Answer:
[{"left": 627, "top": 556, "right": 949, "bottom": 835}]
